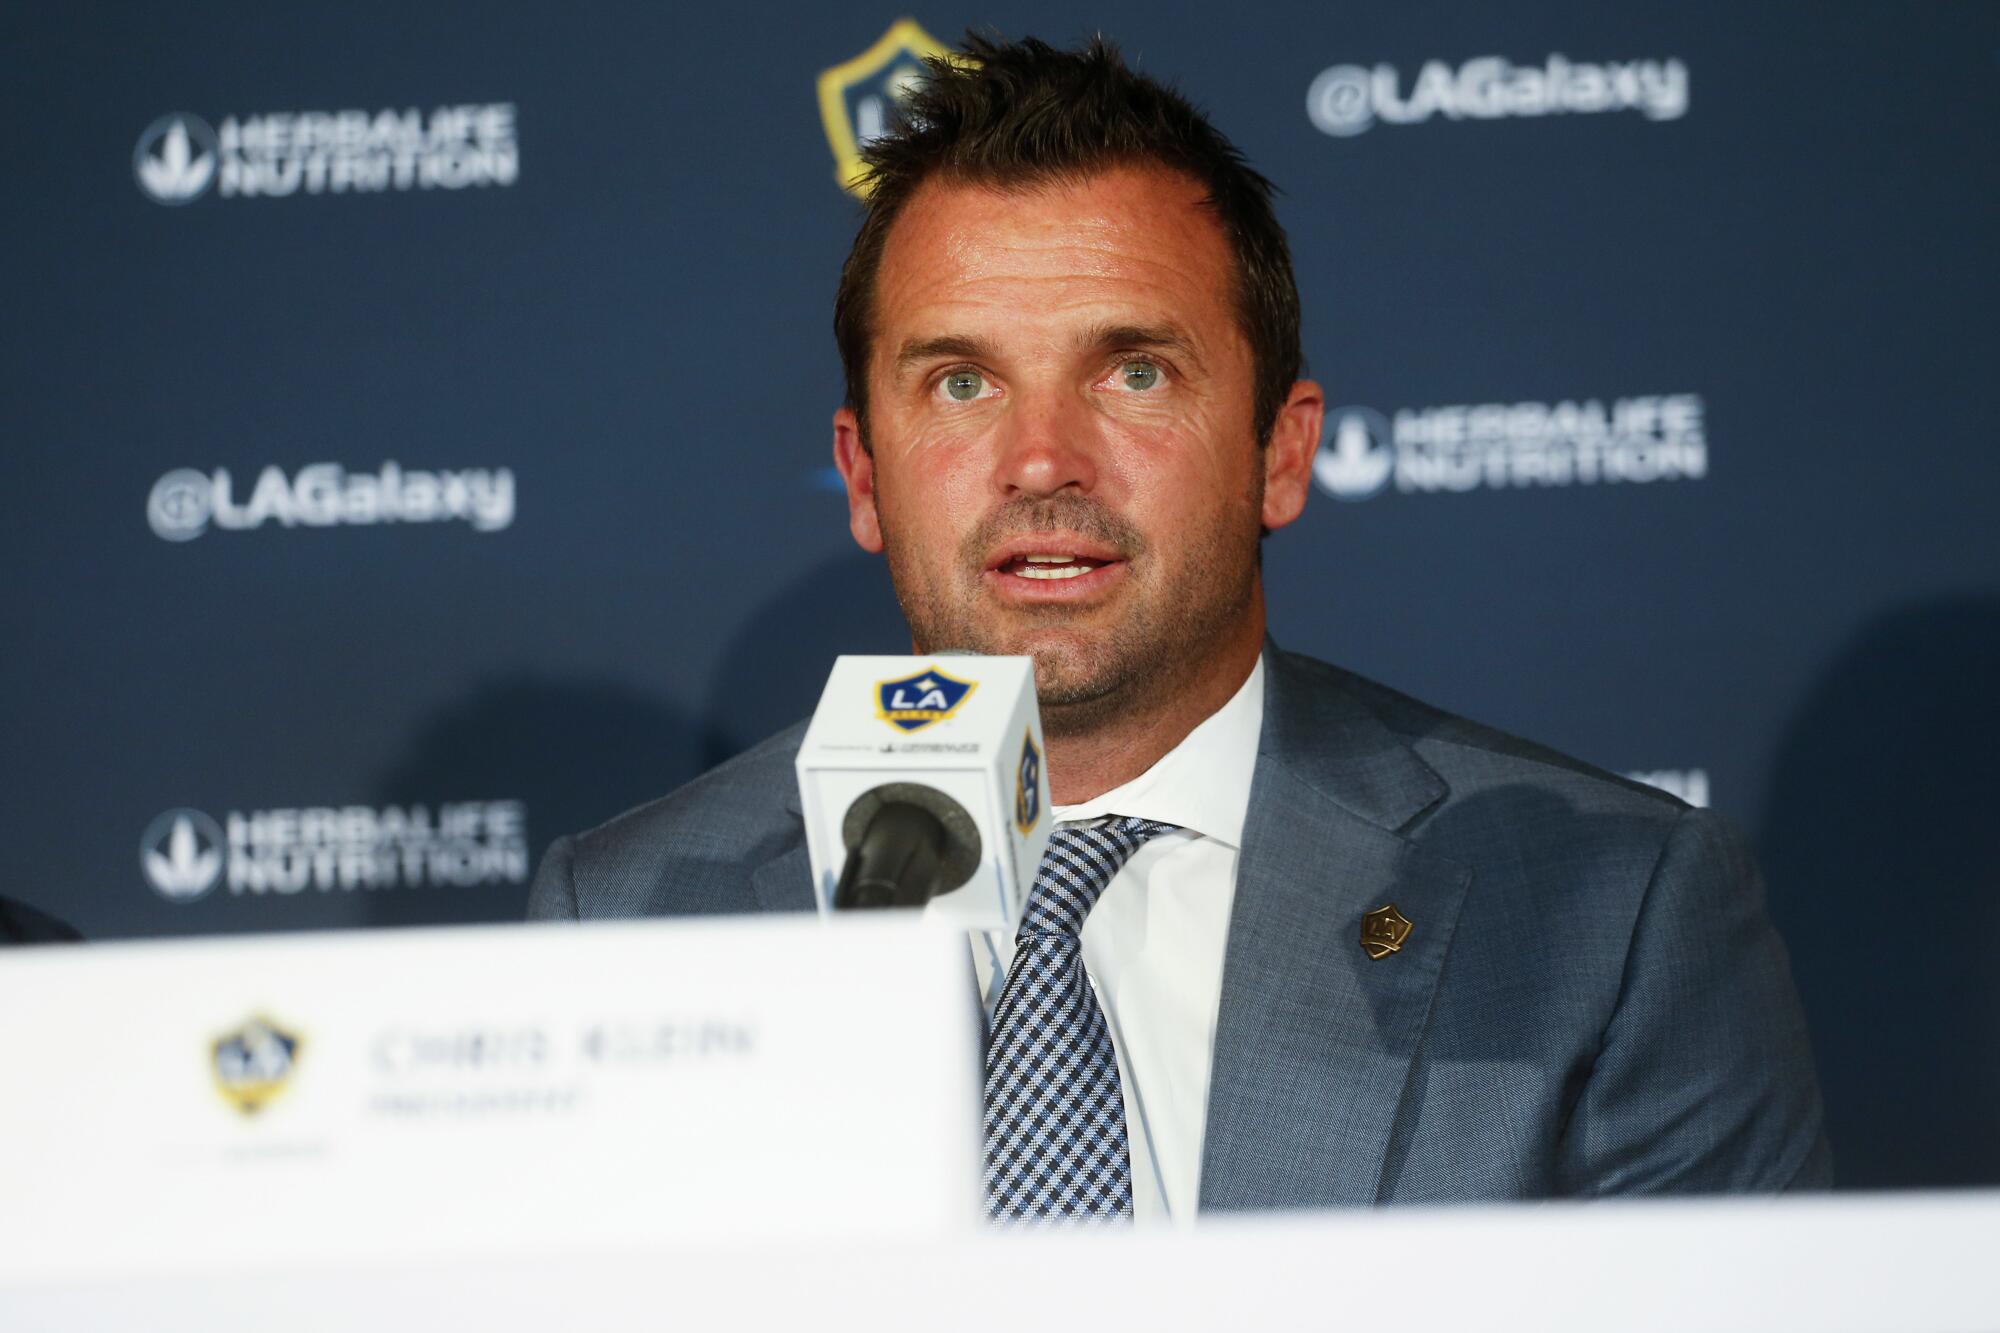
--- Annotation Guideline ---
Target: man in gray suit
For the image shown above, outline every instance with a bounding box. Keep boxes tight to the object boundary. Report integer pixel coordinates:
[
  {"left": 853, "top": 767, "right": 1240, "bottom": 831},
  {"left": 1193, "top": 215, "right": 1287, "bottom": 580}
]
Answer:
[{"left": 530, "top": 35, "right": 1829, "bottom": 1214}]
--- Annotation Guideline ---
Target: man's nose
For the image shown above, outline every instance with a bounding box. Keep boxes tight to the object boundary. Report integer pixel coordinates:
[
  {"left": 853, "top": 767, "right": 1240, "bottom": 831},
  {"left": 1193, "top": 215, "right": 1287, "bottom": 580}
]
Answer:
[{"left": 992, "top": 392, "right": 1099, "bottom": 498}]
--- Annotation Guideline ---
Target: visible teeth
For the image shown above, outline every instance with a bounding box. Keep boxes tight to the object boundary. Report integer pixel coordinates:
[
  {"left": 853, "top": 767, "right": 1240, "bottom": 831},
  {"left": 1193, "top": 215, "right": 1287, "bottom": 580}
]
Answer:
[
  {"left": 1024, "top": 554, "right": 1074, "bottom": 563},
  {"left": 1015, "top": 564, "right": 1091, "bottom": 580}
]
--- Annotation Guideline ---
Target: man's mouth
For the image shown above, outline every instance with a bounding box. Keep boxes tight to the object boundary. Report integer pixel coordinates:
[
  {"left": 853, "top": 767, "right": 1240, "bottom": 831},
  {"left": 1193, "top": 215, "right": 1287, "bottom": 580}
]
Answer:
[
  {"left": 978, "top": 532, "right": 1132, "bottom": 601},
  {"left": 1000, "top": 553, "right": 1111, "bottom": 581}
]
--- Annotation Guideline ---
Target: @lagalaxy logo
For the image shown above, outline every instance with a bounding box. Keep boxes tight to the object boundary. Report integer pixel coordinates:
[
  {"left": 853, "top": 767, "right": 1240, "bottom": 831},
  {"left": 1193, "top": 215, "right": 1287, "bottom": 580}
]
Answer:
[
  {"left": 1313, "top": 408, "right": 1396, "bottom": 500},
  {"left": 142, "top": 808, "right": 226, "bottom": 902},
  {"left": 147, "top": 461, "right": 516, "bottom": 540},
  {"left": 134, "top": 114, "right": 219, "bottom": 204},
  {"left": 1306, "top": 68, "right": 1375, "bottom": 138},
  {"left": 1308, "top": 53, "right": 1688, "bottom": 137},
  {"left": 147, "top": 468, "right": 213, "bottom": 541}
]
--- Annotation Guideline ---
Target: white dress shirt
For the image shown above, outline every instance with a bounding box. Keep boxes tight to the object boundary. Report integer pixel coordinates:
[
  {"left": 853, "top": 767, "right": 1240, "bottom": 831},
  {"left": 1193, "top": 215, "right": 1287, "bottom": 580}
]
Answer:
[{"left": 973, "top": 657, "right": 1263, "bottom": 1225}]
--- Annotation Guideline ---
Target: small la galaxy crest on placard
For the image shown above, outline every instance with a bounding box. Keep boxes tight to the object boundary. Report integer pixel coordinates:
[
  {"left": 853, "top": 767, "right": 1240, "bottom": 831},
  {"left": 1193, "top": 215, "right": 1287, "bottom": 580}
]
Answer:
[
  {"left": 1015, "top": 730, "right": 1042, "bottom": 833},
  {"left": 816, "top": 19, "right": 955, "bottom": 197},
  {"left": 875, "top": 666, "right": 976, "bottom": 733},
  {"left": 211, "top": 1015, "right": 302, "bottom": 1115}
]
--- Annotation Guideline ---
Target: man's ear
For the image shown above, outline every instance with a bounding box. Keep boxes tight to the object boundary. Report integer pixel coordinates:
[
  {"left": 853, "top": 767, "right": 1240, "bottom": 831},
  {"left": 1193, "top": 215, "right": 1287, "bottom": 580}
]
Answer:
[
  {"left": 832, "top": 406, "right": 885, "bottom": 554},
  {"left": 1261, "top": 379, "right": 1324, "bottom": 533}
]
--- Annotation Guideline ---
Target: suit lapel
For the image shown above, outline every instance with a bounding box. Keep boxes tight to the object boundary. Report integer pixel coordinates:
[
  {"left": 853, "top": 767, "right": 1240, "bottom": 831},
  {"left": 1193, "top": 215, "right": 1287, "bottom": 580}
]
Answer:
[
  {"left": 749, "top": 842, "right": 814, "bottom": 912},
  {"left": 1199, "top": 649, "right": 1472, "bottom": 1210},
  {"left": 749, "top": 789, "right": 815, "bottom": 913}
]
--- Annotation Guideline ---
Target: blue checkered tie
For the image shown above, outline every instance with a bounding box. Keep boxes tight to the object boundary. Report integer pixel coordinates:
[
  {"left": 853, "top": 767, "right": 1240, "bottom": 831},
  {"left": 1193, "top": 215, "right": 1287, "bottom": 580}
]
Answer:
[{"left": 983, "top": 816, "right": 1177, "bottom": 1221}]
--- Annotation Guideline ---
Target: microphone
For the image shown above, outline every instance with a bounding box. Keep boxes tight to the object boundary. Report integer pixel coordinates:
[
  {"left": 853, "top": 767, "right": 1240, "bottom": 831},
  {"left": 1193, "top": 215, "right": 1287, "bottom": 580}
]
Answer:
[
  {"left": 796, "top": 654, "right": 1052, "bottom": 929},
  {"left": 833, "top": 782, "right": 981, "bottom": 909}
]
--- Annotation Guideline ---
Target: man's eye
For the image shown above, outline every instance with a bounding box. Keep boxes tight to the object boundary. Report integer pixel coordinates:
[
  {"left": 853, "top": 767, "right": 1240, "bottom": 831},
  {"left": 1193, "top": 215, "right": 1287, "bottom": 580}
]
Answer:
[
  {"left": 1119, "top": 360, "right": 1162, "bottom": 391},
  {"left": 942, "top": 370, "right": 988, "bottom": 402}
]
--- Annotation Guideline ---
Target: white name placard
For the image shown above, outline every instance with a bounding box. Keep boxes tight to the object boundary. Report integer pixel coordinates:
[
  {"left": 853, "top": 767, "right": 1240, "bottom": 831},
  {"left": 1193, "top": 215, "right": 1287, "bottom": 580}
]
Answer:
[{"left": 0, "top": 916, "right": 981, "bottom": 1282}]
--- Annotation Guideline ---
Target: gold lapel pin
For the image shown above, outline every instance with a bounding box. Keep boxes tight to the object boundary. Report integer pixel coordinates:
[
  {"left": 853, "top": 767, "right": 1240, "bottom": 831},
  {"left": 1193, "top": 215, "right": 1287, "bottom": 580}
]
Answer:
[{"left": 1361, "top": 904, "right": 1413, "bottom": 960}]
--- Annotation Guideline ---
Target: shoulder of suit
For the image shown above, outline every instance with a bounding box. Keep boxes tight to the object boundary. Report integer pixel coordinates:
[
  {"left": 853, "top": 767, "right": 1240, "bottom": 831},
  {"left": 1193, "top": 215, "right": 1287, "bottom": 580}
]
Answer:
[
  {"left": 568, "top": 718, "right": 809, "bottom": 870},
  {"left": 1273, "top": 648, "right": 1692, "bottom": 823}
]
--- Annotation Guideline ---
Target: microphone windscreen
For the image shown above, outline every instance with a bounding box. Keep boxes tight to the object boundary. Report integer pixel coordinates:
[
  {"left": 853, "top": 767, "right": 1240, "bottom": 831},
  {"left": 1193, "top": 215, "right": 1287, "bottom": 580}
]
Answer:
[{"left": 839, "top": 782, "right": 983, "bottom": 891}]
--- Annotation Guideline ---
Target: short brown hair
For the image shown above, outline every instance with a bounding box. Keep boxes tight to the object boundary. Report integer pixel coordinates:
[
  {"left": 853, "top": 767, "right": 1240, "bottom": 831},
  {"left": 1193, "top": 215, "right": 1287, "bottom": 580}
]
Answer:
[{"left": 832, "top": 33, "right": 1303, "bottom": 448}]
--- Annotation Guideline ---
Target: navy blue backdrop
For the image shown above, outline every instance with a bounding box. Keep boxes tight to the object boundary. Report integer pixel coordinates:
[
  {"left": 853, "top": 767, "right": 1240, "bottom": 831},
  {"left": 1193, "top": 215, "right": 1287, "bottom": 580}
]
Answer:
[{"left": 4, "top": 2, "right": 1995, "bottom": 1189}]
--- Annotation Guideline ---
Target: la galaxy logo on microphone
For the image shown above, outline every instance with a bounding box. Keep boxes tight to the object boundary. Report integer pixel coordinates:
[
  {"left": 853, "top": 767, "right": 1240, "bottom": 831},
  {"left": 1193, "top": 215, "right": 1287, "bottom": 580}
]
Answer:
[
  {"left": 1014, "top": 730, "right": 1042, "bottom": 833},
  {"left": 875, "top": 665, "right": 976, "bottom": 733}
]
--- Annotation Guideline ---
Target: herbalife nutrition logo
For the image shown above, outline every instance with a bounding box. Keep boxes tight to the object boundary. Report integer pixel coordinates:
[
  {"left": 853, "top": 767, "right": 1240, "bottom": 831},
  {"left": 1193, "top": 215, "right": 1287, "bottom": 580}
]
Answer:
[
  {"left": 135, "top": 115, "right": 220, "bottom": 204},
  {"left": 141, "top": 802, "right": 530, "bottom": 902},
  {"left": 1312, "top": 408, "right": 1396, "bottom": 501},
  {"left": 134, "top": 104, "right": 518, "bottom": 205},
  {"left": 1314, "top": 394, "right": 1708, "bottom": 500},
  {"left": 142, "top": 809, "right": 227, "bottom": 902}
]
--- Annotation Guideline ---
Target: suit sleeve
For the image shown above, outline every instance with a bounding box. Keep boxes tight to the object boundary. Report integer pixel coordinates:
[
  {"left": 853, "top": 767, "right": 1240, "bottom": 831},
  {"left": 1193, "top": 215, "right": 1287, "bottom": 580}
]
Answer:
[
  {"left": 1556, "top": 807, "right": 1833, "bottom": 1194},
  {"left": 525, "top": 835, "right": 581, "bottom": 921}
]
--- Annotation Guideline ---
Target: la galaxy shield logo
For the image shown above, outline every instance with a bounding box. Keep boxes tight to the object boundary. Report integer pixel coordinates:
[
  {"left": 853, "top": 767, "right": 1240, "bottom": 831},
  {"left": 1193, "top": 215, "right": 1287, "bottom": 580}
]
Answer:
[
  {"left": 211, "top": 1015, "right": 302, "bottom": 1115},
  {"left": 876, "top": 665, "right": 976, "bottom": 732},
  {"left": 1015, "top": 729, "right": 1043, "bottom": 833},
  {"left": 816, "top": 19, "right": 954, "bottom": 197}
]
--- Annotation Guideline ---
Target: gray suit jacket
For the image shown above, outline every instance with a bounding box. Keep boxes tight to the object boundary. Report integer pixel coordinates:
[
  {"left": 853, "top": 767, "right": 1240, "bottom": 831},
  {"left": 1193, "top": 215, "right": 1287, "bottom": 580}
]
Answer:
[{"left": 528, "top": 645, "right": 1832, "bottom": 1205}]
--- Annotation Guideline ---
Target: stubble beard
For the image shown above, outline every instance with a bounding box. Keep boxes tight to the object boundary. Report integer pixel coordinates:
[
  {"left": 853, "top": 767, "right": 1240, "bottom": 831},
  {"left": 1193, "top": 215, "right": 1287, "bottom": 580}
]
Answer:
[{"left": 879, "top": 492, "right": 1263, "bottom": 739}]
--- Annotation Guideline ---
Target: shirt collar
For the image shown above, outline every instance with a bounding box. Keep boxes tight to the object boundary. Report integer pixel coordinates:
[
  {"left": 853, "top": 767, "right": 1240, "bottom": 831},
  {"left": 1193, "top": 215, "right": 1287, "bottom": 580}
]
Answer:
[{"left": 1049, "top": 656, "right": 1264, "bottom": 849}]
